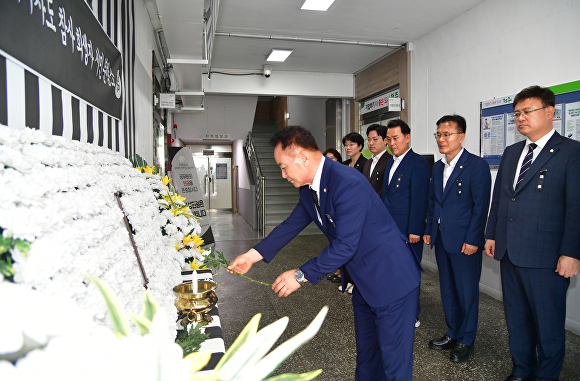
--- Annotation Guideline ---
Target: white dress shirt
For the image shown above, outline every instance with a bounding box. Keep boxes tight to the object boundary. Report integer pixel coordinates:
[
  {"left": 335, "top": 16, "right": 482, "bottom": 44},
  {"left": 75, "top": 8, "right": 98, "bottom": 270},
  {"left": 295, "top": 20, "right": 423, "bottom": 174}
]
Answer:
[
  {"left": 369, "top": 149, "right": 387, "bottom": 179},
  {"left": 512, "top": 129, "right": 555, "bottom": 190},
  {"left": 388, "top": 147, "right": 410, "bottom": 185},
  {"left": 442, "top": 148, "right": 464, "bottom": 191},
  {"left": 310, "top": 156, "right": 325, "bottom": 224}
]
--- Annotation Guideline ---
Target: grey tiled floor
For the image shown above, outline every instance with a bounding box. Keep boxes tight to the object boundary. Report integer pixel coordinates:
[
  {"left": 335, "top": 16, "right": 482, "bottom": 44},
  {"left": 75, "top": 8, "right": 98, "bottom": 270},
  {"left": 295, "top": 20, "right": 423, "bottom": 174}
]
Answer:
[{"left": 206, "top": 210, "right": 580, "bottom": 380}]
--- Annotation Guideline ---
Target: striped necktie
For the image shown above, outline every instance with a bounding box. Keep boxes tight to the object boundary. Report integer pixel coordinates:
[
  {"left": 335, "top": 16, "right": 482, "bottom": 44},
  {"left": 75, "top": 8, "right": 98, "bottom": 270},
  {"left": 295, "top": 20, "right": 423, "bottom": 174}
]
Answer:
[{"left": 516, "top": 143, "right": 537, "bottom": 190}]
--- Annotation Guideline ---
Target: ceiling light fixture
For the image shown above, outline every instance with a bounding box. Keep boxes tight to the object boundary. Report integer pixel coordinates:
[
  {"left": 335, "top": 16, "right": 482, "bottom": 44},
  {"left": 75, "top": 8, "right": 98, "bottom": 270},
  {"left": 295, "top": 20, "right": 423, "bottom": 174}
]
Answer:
[
  {"left": 266, "top": 49, "right": 293, "bottom": 62},
  {"left": 300, "top": 0, "right": 336, "bottom": 11}
]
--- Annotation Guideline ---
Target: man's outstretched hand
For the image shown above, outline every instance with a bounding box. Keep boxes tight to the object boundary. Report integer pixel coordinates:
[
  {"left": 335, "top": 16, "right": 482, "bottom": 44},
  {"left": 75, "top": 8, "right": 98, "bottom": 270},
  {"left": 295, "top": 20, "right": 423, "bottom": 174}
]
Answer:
[{"left": 227, "top": 248, "right": 263, "bottom": 275}]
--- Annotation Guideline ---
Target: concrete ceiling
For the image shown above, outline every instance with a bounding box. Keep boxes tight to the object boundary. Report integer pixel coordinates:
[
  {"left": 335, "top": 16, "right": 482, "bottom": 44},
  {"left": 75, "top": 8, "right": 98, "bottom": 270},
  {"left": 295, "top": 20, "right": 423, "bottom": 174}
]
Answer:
[{"left": 146, "top": 0, "right": 486, "bottom": 108}]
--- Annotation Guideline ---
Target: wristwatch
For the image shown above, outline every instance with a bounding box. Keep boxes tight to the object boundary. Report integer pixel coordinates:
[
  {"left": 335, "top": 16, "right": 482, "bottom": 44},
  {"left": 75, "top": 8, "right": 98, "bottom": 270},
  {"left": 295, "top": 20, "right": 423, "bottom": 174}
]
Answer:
[{"left": 294, "top": 269, "right": 306, "bottom": 285}]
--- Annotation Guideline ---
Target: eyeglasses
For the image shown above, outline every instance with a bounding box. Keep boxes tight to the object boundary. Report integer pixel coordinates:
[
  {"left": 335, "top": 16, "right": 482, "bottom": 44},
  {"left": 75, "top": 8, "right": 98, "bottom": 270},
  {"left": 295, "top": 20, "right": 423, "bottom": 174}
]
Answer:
[
  {"left": 434, "top": 132, "right": 463, "bottom": 140},
  {"left": 513, "top": 106, "right": 547, "bottom": 118}
]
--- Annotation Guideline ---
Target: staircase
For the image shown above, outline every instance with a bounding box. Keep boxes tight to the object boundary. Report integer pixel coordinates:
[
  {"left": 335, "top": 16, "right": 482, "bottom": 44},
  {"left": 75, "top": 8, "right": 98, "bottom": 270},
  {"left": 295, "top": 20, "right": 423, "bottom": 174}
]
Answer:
[{"left": 251, "top": 121, "right": 321, "bottom": 236}]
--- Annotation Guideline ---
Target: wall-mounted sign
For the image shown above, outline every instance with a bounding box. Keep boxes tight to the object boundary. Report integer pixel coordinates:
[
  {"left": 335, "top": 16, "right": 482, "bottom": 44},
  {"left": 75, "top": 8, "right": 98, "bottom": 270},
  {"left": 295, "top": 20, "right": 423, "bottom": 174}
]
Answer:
[
  {"left": 360, "top": 88, "right": 400, "bottom": 115},
  {"left": 202, "top": 150, "right": 215, "bottom": 156},
  {"left": 0, "top": 0, "right": 124, "bottom": 118},
  {"left": 388, "top": 97, "right": 401, "bottom": 112},
  {"left": 159, "top": 93, "right": 175, "bottom": 108}
]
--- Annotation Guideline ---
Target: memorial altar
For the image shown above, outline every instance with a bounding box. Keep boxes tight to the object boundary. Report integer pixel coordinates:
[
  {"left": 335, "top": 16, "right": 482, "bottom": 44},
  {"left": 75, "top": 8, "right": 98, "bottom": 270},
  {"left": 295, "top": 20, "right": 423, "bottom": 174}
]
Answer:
[{"left": 0, "top": 124, "right": 328, "bottom": 380}]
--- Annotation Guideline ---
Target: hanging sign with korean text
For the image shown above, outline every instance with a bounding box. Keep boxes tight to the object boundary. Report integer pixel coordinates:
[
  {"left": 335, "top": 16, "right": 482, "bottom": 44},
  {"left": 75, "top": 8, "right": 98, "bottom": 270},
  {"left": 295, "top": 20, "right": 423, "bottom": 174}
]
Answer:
[{"left": 0, "top": 1, "right": 123, "bottom": 119}]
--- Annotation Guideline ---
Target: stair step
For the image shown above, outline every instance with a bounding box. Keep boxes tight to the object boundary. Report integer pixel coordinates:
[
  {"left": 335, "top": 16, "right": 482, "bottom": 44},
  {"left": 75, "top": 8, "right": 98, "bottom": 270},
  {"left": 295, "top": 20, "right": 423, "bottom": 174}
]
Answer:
[{"left": 265, "top": 221, "right": 322, "bottom": 236}]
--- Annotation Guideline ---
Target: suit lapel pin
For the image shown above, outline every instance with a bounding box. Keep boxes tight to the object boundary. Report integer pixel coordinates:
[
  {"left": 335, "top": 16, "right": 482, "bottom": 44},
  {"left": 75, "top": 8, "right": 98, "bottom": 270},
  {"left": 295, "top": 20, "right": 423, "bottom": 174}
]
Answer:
[
  {"left": 324, "top": 188, "right": 327, "bottom": 193},
  {"left": 550, "top": 149, "right": 554, "bottom": 153},
  {"left": 460, "top": 166, "right": 463, "bottom": 169}
]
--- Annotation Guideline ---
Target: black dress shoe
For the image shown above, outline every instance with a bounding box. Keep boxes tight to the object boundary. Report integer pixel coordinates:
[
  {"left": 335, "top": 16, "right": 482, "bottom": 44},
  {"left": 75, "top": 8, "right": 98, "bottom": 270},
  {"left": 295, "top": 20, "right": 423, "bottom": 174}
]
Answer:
[
  {"left": 450, "top": 342, "right": 473, "bottom": 363},
  {"left": 503, "top": 375, "right": 527, "bottom": 381},
  {"left": 428, "top": 335, "right": 457, "bottom": 350}
]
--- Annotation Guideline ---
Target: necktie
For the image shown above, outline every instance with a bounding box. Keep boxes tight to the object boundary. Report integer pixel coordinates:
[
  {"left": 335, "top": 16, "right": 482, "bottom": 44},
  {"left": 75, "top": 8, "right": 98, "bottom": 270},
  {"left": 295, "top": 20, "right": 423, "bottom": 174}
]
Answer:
[
  {"left": 310, "top": 187, "right": 321, "bottom": 217},
  {"left": 516, "top": 143, "right": 537, "bottom": 190}
]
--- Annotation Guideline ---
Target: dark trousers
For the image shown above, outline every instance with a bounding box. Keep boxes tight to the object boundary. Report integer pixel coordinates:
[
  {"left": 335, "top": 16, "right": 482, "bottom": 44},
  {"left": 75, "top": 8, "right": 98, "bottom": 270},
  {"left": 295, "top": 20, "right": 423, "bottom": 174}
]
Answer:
[
  {"left": 501, "top": 254, "right": 569, "bottom": 381},
  {"left": 352, "top": 285, "right": 418, "bottom": 381},
  {"left": 434, "top": 233, "right": 481, "bottom": 346},
  {"left": 410, "top": 240, "right": 424, "bottom": 319}
]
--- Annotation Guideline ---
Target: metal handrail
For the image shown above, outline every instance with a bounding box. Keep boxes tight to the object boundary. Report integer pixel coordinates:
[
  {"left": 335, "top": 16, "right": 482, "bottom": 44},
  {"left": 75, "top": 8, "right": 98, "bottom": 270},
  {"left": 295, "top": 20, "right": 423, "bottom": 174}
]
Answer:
[{"left": 244, "top": 131, "right": 266, "bottom": 236}]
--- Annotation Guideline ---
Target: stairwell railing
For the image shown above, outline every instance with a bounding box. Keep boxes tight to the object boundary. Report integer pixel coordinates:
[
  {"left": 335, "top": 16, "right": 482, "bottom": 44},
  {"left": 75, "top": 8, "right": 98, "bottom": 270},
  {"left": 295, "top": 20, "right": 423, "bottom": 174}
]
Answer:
[{"left": 244, "top": 132, "right": 266, "bottom": 236}]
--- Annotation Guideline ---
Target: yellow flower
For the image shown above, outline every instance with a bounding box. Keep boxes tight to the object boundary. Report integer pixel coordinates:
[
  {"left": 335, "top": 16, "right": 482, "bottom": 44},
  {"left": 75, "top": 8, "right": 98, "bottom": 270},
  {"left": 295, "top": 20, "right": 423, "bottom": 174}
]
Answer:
[
  {"left": 190, "top": 236, "right": 204, "bottom": 247},
  {"left": 182, "top": 235, "right": 194, "bottom": 246},
  {"left": 136, "top": 166, "right": 144, "bottom": 172},
  {"left": 189, "top": 259, "right": 206, "bottom": 270},
  {"left": 175, "top": 242, "right": 181, "bottom": 251},
  {"left": 171, "top": 204, "right": 193, "bottom": 218},
  {"left": 143, "top": 165, "right": 156, "bottom": 174},
  {"left": 161, "top": 175, "right": 172, "bottom": 186},
  {"left": 162, "top": 193, "right": 186, "bottom": 205}
]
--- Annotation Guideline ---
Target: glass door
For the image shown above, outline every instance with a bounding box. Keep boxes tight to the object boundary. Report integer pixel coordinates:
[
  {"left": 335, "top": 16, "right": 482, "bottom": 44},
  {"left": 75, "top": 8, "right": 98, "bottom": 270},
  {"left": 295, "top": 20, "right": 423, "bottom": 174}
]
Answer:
[{"left": 190, "top": 145, "right": 233, "bottom": 210}]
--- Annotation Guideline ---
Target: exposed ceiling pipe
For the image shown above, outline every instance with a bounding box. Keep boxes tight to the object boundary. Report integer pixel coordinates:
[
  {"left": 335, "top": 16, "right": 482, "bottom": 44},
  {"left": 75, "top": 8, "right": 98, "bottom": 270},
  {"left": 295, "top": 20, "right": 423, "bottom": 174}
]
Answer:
[{"left": 215, "top": 32, "right": 403, "bottom": 48}]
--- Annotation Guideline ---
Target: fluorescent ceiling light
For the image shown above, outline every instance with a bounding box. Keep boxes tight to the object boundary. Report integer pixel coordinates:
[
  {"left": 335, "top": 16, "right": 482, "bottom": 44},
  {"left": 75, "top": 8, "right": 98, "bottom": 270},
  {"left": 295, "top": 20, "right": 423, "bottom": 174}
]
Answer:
[
  {"left": 267, "top": 49, "right": 293, "bottom": 62},
  {"left": 300, "top": 0, "right": 335, "bottom": 11}
]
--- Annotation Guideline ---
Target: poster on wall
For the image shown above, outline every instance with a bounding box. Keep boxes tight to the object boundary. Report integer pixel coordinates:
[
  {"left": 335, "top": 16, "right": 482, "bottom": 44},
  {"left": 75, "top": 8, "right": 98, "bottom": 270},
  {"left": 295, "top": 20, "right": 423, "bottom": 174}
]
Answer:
[
  {"left": 170, "top": 147, "right": 215, "bottom": 246},
  {"left": 564, "top": 101, "right": 580, "bottom": 141},
  {"left": 505, "top": 113, "right": 526, "bottom": 146},
  {"left": 216, "top": 163, "right": 227, "bottom": 179},
  {"left": 482, "top": 114, "right": 505, "bottom": 157},
  {"left": 553, "top": 104, "right": 563, "bottom": 134},
  {"left": 0, "top": 1, "right": 123, "bottom": 119}
]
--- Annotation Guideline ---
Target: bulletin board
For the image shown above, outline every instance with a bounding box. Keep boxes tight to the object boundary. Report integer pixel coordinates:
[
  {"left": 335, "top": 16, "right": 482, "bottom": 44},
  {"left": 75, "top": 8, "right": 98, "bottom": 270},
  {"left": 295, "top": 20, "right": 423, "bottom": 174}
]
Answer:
[{"left": 480, "top": 80, "right": 580, "bottom": 167}]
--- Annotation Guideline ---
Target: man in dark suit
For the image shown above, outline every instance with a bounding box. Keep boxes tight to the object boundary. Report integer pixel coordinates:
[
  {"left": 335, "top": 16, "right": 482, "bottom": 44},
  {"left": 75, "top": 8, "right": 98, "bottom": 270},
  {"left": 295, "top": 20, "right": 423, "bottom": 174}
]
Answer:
[
  {"left": 423, "top": 114, "right": 491, "bottom": 363},
  {"left": 381, "top": 119, "right": 430, "bottom": 328},
  {"left": 485, "top": 86, "right": 580, "bottom": 381},
  {"left": 362, "top": 124, "right": 391, "bottom": 197},
  {"left": 229, "top": 126, "right": 422, "bottom": 380}
]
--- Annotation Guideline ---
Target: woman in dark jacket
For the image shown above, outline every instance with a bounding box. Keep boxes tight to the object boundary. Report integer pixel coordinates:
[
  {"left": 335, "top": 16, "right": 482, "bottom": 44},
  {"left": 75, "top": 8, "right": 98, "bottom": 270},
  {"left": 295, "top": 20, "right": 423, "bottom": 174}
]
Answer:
[{"left": 341, "top": 132, "right": 367, "bottom": 173}]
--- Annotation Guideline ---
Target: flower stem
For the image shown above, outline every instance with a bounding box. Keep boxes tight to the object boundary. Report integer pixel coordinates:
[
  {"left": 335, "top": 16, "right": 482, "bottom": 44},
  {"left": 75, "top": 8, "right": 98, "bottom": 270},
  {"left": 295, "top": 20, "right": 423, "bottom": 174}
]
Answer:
[{"left": 228, "top": 268, "right": 272, "bottom": 286}]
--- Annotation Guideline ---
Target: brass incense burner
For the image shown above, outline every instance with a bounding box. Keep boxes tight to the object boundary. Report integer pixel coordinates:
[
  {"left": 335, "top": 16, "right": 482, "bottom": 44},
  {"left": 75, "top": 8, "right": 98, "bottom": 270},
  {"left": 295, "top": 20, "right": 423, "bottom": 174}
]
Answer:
[{"left": 173, "top": 280, "right": 218, "bottom": 327}]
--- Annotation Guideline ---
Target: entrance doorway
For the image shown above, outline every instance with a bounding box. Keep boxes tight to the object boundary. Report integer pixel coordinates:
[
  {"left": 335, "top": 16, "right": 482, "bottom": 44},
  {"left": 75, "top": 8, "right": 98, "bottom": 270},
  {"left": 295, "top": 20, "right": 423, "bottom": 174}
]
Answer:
[{"left": 187, "top": 144, "right": 233, "bottom": 210}]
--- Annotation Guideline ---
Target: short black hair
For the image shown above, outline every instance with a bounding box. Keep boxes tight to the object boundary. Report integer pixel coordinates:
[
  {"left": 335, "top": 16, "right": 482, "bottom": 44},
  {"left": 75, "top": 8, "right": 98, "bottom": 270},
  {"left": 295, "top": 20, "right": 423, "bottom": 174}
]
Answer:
[
  {"left": 386, "top": 119, "right": 411, "bottom": 135},
  {"left": 269, "top": 125, "right": 319, "bottom": 151},
  {"left": 513, "top": 85, "right": 555, "bottom": 109},
  {"left": 366, "top": 124, "right": 387, "bottom": 139},
  {"left": 436, "top": 114, "right": 467, "bottom": 134},
  {"left": 323, "top": 148, "right": 343, "bottom": 163},
  {"left": 342, "top": 132, "right": 364, "bottom": 152}
]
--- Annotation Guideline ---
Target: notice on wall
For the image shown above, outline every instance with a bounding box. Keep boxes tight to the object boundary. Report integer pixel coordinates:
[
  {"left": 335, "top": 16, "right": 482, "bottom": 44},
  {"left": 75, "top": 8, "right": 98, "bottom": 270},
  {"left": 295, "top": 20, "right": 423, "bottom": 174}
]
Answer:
[
  {"left": 215, "top": 163, "right": 227, "bottom": 179},
  {"left": 482, "top": 114, "right": 505, "bottom": 157},
  {"left": 553, "top": 104, "right": 563, "bottom": 134},
  {"left": 505, "top": 113, "right": 526, "bottom": 146},
  {"left": 170, "top": 147, "right": 214, "bottom": 245},
  {"left": 564, "top": 101, "right": 580, "bottom": 141}
]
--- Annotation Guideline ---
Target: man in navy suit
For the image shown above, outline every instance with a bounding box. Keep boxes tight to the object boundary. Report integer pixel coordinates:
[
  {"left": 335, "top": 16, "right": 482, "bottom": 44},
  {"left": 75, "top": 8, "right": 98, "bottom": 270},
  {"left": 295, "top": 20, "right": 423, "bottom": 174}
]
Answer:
[
  {"left": 362, "top": 124, "right": 392, "bottom": 197},
  {"left": 381, "top": 119, "right": 430, "bottom": 328},
  {"left": 423, "top": 114, "right": 491, "bottom": 363},
  {"left": 485, "top": 86, "right": 580, "bottom": 381},
  {"left": 229, "top": 126, "right": 422, "bottom": 380}
]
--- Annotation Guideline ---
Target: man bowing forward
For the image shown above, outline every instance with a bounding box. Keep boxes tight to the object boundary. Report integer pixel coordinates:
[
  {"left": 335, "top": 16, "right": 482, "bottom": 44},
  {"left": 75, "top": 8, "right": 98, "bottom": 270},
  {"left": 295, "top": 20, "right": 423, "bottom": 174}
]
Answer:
[{"left": 229, "top": 126, "right": 422, "bottom": 380}]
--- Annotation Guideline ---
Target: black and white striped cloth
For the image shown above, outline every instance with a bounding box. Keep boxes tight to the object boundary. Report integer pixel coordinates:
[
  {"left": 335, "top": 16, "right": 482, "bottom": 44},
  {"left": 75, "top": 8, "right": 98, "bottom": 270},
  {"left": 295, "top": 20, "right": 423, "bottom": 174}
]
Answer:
[
  {"left": 0, "top": 0, "right": 136, "bottom": 158},
  {"left": 179, "top": 268, "right": 225, "bottom": 373}
]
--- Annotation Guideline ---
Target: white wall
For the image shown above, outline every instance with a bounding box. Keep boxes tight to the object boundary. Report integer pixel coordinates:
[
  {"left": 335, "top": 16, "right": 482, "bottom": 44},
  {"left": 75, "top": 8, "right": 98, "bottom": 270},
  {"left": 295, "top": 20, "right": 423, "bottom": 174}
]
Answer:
[
  {"left": 203, "top": 70, "right": 354, "bottom": 98},
  {"left": 287, "top": 96, "right": 327, "bottom": 151},
  {"left": 411, "top": 0, "right": 580, "bottom": 332},
  {"left": 173, "top": 95, "right": 258, "bottom": 142},
  {"left": 133, "top": 1, "right": 158, "bottom": 164}
]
